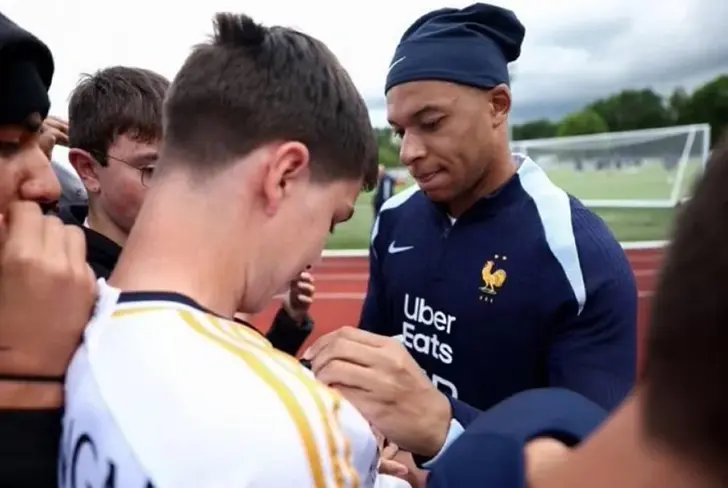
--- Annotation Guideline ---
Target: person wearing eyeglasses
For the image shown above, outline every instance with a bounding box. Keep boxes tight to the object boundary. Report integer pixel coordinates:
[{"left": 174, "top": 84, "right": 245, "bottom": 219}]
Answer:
[
  {"left": 60, "top": 66, "right": 167, "bottom": 279},
  {"left": 58, "top": 66, "right": 316, "bottom": 356}
]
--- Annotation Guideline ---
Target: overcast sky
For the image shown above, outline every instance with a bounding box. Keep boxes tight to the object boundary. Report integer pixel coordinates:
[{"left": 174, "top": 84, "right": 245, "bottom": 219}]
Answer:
[{"left": 4, "top": 0, "right": 728, "bottom": 126}]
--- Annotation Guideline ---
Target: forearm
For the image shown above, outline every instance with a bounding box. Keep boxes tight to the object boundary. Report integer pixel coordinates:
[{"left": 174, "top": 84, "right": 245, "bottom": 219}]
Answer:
[
  {"left": 413, "top": 396, "right": 481, "bottom": 469},
  {"left": 0, "top": 381, "right": 63, "bottom": 409}
]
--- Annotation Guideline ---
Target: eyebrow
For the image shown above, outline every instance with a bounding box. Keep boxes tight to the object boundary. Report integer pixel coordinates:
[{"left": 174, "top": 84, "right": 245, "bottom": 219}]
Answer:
[
  {"left": 388, "top": 105, "right": 444, "bottom": 127},
  {"left": 130, "top": 151, "right": 158, "bottom": 164}
]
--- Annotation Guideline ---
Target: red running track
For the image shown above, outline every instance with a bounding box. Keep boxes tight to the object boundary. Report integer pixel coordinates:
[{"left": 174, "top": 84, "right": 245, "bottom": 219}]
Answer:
[{"left": 251, "top": 247, "right": 664, "bottom": 366}]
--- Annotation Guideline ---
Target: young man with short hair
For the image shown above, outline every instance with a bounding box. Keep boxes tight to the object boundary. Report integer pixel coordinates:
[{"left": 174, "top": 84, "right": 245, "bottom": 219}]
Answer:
[
  {"left": 59, "top": 13, "right": 403, "bottom": 487},
  {"left": 64, "top": 66, "right": 169, "bottom": 277},
  {"left": 62, "top": 65, "right": 316, "bottom": 355}
]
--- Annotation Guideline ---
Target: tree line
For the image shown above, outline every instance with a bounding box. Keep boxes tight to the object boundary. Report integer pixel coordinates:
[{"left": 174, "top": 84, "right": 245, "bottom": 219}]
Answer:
[
  {"left": 512, "top": 74, "right": 728, "bottom": 143},
  {"left": 375, "top": 74, "right": 728, "bottom": 167}
]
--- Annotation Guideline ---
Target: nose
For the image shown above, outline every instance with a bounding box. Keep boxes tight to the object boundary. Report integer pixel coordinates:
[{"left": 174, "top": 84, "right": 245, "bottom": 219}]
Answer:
[
  {"left": 18, "top": 146, "right": 61, "bottom": 205},
  {"left": 399, "top": 132, "right": 426, "bottom": 167}
]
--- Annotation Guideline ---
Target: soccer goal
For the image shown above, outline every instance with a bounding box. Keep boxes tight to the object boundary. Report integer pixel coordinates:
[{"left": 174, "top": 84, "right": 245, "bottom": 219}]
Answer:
[{"left": 510, "top": 124, "right": 711, "bottom": 208}]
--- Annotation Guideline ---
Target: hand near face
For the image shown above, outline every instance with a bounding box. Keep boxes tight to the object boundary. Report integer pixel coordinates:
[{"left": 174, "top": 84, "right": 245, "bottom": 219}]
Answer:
[
  {"left": 0, "top": 202, "right": 96, "bottom": 387},
  {"left": 41, "top": 116, "right": 69, "bottom": 149},
  {"left": 283, "top": 270, "right": 315, "bottom": 323}
]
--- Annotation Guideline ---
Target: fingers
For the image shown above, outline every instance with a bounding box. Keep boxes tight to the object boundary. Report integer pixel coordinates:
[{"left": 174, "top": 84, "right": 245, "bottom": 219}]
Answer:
[
  {"left": 379, "top": 459, "right": 409, "bottom": 478},
  {"left": 297, "top": 281, "right": 315, "bottom": 294},
  {"left": 315, "top": 358, "right": 379, "bottom": 392},
  {"left": 37, "top": 131, "right": 57, "bottom": 159},
  {"left": 296, "top": 293, "right": 313, "bottom": 304},
  {"left": 0, "top": 214, "right": 7, "bottom": 246},
  {"left": 310, "top": 333, "right": 389, "bottom": 376},
  {"left": 1, "top": 202, "right": 44, "bottom": 264},
  {"left": 42, "top": 116, "right": 69, "bottom": 147},
  {"left": 63, "top": 224, "right": 95, "bottom": 295},
  {"left": 305, "top": 326, "right": 388, "bottom": 360},
  {"left": 381, "top": 442, "right": 400, "bottom": 460},
  {"left": 41, "top": 215, "right": 66, "bottom": 264}
]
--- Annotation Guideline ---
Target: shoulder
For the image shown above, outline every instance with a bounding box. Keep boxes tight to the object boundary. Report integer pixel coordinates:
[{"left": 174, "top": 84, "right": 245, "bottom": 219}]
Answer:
[
  {"left": 68, "top": 304, "right": 377, "bottom": 485},
  {"left": 379, "top": 183, "right": 422, "bottom": 215},
  {"left": 372, "top": 184, "right": 424, "bottom": 244},
  {"left": 568, "top": 198, "right": 630, "bottom": 267},
  {"left": 515, "top": 157, "right": 632, "bottom": 310}
]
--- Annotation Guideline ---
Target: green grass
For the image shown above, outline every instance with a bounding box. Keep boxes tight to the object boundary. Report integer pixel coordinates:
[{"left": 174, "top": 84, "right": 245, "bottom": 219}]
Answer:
[{"left": 326, "top": 162, "right": 702, "bottom": 250}]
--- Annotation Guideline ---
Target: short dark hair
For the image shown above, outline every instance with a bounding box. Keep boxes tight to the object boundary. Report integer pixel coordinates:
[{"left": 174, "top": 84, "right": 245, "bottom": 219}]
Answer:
[
  {"left": 162, "top": 13, "right": 378, "bottom": 190},
  {"left": 68, "top": 66, "right": 169, "bottom": 166},
  {"left": 642, "top": 131, "right": 728, "bottom": 479}
]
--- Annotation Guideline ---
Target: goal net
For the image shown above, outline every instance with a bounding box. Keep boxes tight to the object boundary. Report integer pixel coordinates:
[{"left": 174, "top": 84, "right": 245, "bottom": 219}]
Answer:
[{"left": 510, "top": 124, "right": 711, "bottom": 208}]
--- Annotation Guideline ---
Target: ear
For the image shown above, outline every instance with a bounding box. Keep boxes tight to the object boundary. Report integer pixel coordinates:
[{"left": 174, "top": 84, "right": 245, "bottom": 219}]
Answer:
[
  {"left": 489, "top": 84, "right": 512, "bottom": 129},
  {"left": 68, "top": 148, "right": 102, "bottom": 194},
  {"left": 261, "top": 141, "right": 311, "bottom": 215}
]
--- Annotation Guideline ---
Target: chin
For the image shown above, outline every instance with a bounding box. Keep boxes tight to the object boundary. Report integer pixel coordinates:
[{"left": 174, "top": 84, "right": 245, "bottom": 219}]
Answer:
[{"left": 422, "top": 187, "right": 453, "bottom": 203}]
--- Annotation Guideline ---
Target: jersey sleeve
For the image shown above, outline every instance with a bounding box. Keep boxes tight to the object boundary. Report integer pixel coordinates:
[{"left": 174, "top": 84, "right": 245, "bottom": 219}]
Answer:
[
  {"left": 426, "top": 389, "right": 607, "bottom": 486},
  {"left": 359, "top": 214, "right": 391, "bottom": 334},
  {"left": 547, "top": 208, "right": 637, "bottom": 411}
]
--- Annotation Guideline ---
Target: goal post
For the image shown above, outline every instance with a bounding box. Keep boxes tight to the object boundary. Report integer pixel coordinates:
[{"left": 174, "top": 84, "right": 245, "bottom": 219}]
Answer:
[{"left": 510, "top": 124, "right": 711, "bottom": 208}]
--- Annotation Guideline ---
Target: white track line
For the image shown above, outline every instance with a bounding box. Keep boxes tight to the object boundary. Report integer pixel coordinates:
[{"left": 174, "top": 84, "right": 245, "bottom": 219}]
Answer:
[
  {"left": 314, "top": 269, "right": 659, "bottom": 281},
  {"left": 274, "top": 290, "right": 656, "bottom": 300}
]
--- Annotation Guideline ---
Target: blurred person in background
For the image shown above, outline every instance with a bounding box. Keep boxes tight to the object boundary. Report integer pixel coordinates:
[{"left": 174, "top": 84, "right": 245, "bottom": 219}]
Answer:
[
  {"left": 373, "top": 164, "right": 396, "bottom": 218},
  {"left": 63, "top": 66, "right": 315, "bottom": 355},
  {"left": 0, "top": 11, "right": 96, "bottom": 487},
  {"left": 52, "top": 158, "right": 87, "bottom": 208}
]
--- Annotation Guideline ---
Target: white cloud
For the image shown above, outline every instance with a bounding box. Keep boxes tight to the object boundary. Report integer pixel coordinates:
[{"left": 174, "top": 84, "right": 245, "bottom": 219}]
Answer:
[{"left": 4, "top": 0, "right": 726, "bottom": 127}]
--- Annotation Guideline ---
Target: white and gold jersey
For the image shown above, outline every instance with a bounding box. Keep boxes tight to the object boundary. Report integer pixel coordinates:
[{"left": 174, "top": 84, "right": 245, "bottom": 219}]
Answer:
[{"left": 60, "top": 280, "right": 408, "bottom": 488}]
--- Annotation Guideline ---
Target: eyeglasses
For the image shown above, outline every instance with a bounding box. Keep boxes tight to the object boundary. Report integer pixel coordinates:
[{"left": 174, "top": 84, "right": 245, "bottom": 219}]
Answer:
[{"left": 86, "top": 149, "right": 155, "bottom": 187}]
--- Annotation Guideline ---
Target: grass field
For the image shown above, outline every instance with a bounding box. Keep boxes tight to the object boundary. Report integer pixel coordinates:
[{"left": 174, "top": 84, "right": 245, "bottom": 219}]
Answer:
[{"left": 326, "top": 162, "right": 702, "bottom": 250}]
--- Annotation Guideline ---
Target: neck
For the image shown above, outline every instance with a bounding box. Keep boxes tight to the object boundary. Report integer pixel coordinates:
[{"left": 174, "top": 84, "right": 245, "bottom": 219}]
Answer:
[
  {"left": 87, "top": 202, "right": 129, "bottom": 246},
  {"left": 109, "top": 173, "right": 250, "bottom": 318},
  {"left": 535, "top": 395, "right": 720, "bottom": 488},
  {"left": 448, "top": 144, "right": 515, "bottom": 217}
]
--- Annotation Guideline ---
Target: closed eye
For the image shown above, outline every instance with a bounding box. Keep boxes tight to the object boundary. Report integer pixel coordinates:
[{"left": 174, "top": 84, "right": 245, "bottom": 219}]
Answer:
[{"left": 420, "top": 118, "right": 443, "bottom": 132}]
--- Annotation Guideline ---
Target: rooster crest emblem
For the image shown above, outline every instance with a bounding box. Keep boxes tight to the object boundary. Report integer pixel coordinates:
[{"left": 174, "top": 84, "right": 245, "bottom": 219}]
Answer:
[{"left": 480, "top": 255, "right": 507, "bottom": 302}]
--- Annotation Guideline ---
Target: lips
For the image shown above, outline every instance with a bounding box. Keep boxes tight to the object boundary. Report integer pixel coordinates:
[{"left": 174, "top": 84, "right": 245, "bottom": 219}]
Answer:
[{"left": 415, "top": 170, "right": 440, "bottom": 184}]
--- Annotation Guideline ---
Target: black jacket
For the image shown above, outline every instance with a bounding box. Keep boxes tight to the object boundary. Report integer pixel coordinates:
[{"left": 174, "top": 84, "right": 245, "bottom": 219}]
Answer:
[
  {"left": 373, "top": 173, "right": 396, "bottom": 215},
  {"left": 58, "top": 205, "right": 313, "bottom": 356},
  {"left": 0, "top": 409, "right": 61, "bottom": 487}
]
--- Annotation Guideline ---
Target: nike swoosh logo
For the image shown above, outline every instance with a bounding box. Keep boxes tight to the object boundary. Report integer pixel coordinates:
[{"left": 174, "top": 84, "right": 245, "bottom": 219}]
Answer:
[
  {"left": 387, "top": 56, "right": 406, "bottom": 74},
  {"left": 388, "top": 241, "right": 414, "bottom": 254}
]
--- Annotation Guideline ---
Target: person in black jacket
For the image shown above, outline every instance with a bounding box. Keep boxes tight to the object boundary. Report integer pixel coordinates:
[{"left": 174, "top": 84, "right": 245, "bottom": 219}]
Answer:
[
  {"left": 60, "top": 67, "right": 315, "bottom": 355},
  {"left": 0, "top": 11, "right": 97, "bottom": 487},
  {"left": 373, "top": 164, "right": 396, "bottom": 218}
]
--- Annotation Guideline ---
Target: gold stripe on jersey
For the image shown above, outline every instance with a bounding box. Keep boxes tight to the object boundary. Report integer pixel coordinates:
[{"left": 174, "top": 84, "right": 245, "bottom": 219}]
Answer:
[
  {"left": 112, "top": 307, "right": 169, "bottom": 319},
  {"left": 209, "top": 316, "right": 356, "bottom": 488},
  {"left": 178, "top": 310, "right": 328, "bottom": 488},
  {"left": 332, "top": 396, "right": 359, "bottom": 488}
]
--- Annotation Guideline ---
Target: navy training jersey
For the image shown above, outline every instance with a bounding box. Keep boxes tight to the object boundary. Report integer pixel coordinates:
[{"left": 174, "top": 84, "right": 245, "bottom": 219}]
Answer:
[{"left": 360, "top": 155, "right": 637, "bottom": 424}]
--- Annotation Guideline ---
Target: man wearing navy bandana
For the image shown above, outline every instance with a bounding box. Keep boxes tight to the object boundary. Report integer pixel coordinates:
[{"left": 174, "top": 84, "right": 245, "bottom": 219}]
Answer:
[{"left": 306, "top": 2, "right": 636, "bottom": 477}]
